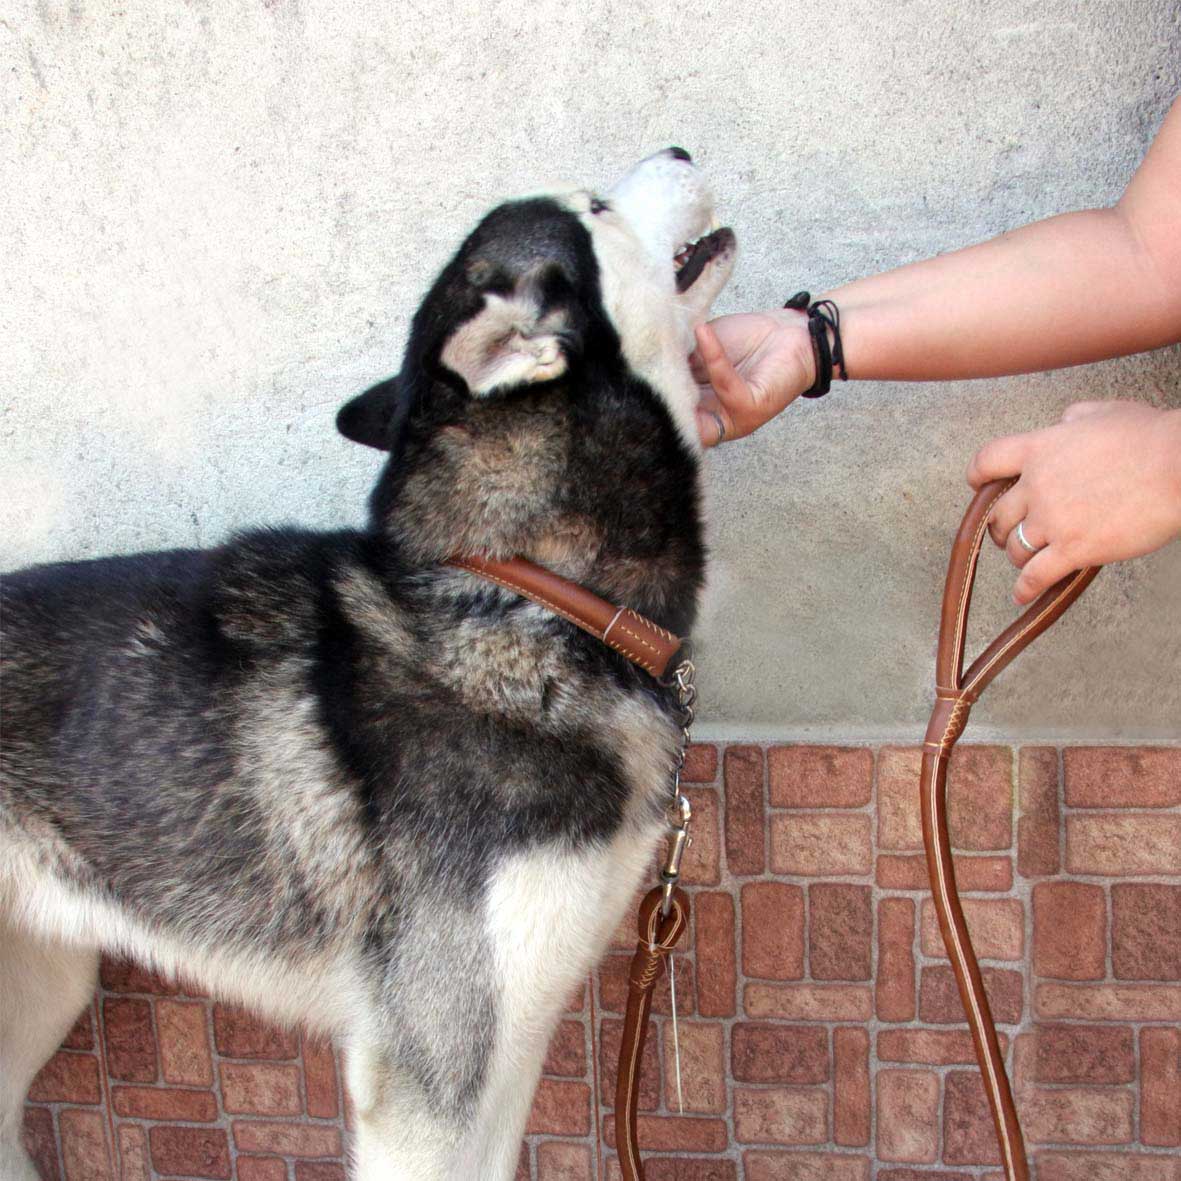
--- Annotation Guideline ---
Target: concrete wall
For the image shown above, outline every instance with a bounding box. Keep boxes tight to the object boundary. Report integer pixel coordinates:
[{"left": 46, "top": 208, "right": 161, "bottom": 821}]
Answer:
[{"left": 4, "top": 1, "right": 1180, "bottom": 740}]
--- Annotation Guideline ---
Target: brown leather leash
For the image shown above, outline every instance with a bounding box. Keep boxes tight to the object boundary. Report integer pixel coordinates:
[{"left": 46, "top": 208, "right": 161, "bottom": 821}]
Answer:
[{"left": 922, "top": 478, "right": 1099, "bottom": 1180}]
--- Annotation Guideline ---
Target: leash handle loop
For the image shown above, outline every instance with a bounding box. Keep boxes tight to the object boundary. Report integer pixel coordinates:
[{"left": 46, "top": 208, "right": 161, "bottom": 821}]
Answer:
[
  {"left": 922, "top": 478, "right": 1100, "bottom": 1181},
  {"left": 614, "top": 887, "right": 689, "bottom": 1181}
]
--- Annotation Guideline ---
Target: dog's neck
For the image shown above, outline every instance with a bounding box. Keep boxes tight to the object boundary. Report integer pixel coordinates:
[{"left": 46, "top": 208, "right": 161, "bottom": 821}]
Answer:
[{"left": 366, "top": 373, "right": 704, "bottom": 636}]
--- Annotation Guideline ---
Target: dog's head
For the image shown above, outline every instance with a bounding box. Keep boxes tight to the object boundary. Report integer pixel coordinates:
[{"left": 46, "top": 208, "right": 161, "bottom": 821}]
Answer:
[{"left": 337, "top": 148, "right": 736, "bottom": 457}]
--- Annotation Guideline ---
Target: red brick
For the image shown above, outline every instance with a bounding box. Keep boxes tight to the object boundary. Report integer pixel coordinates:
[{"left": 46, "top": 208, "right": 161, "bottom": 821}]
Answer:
[
  {"left": 20, "top": 1106, "right": 61, "bottom": 1181},
  {"left": 833, "top": 1027, "right": 870, "bottom": 1146},
  {"left": 100, "top": 957, "right": 181, "bottom": 995},
  {"left": 723, "top": 745, "right": 765, "bottom": 875},
  {"left": 810, "top": 883, "right": 871, "bottom": 980},
  {"left": 1033, "top": 882, "right": 1106, "bottom": 980},
  {"left": 603, "top": 1114, "right": 728, "bottom": 1152},
  {"left": 693, "top": 891, "right": 735, "bottom": 1017},
  {"left": 1064, "top": 747, "right": 1181, "bottom": 807},
  {"left": 157, "top": 999, "right": 213, "bottom": 1086},
  {"left": 682, "top": 787, "right": 721, "bottom": 886},
  {"left": 59, "top": 1108, "right": 112, "bottom": 1181},
  {"left": 63, "top": 1010, "right": 95, "bottom": 1051},
  {"left": 878, "top": 747, "right": 924, "bottom": 850},
  {"left": 731, "top": 1023, "right": 828, "bottom": 1084},
  {"left": 682, "top": 743, "right": 718, "bottom": 782},
  {"left": 1036, "top": 1152, "right": 1181, "bottom": 1181},
  {"left": 876, "top": 897, "right": 915, "bottom": 1022},
  {"left": 103, "top": 997, "right": 157, "bottom": 1082},
  {"left": 294, "top": 1166, "right": 346, "bottom": 1181},
  {"left": 943, "top": 1070, "right": 1001, "bottom": 1164},
  {"left": 302, "top": 1035, "right": 340, "bottom": 1118},
  {"left": 220, "top": 1061, "right": 302, "bottom": 1115},
  {"left": 1036, "top": 983, "right": 1181, "bottom": 1022},
  {"left": 607, "top": 1159, "right": 737, "bottom": 1181},
  {"left": 745, "top": 983, "right": 872, "bottom": 1022},
  {"left": 212, "top": 1005, "right": 299, "bottom": 1059},
  {"left": 525, "top": 1079, "right": 590, "bottom": 1135},
  {"left": 744, "top": 1153, "right": 870, "bottom": 1181},
  {"left": 117, "top": 1125, "right": 150, "bottom": 1181},
  {"left": 947, "top": 746, "right": 1013, "bottom": 850},
  {"left": 741, "top": 882, "right": 804, "bottom": 980},
  {"left": 876, "top": 853, "right": 1012, "bottom": 892},
  {"left": 537, "top": 1140, "right": 592, "bottom": 1179},
  {"left": 599, "top": 1016, "right": 660, "bottom": 1109},
  {"left": 920, "top": 965, "right": 1022, "bottom": 1024},
  {"left": 879, "top": 1173, "right": 974, "bottom": 1181},
  {"left": 234, "top": 1159, "right": 288, "bottom": 1181},
  {"left": 149, "top": 1126, "right": 229, "bottom": 1179},
  {"left": 517, "top": 1143, "right": 529, "bottom": 1181},
  {"left": 1031, "top": 1024, "right": 1135, "bottom": 1083},
  {"left": 1066, "top": 814, "right": 1181, "bottom": 875},
  {"left": 231, "top": 1123, "right": 341, "bottom": 1157},
  {"left": 878, "top": 1028, "right": 1008, "bottom": 1065},
  {"left": 542, "top": 1018, "right": 587, "bottom": 1077},
  {"left": 662, "top": 1020, "right": 725, "bottom": 1113},
  {"left": 1018, "top": 747, "right": 1060, "bottom": 876},
  {"left": 113, "top": 1085, "right": 219, "bottom": 1121},
  {"left": 768, "top": 745, "right": 872, "bottom": 807},
  {"left": 733, "top": 1087, "right": 827, "bottom": 1145},
  {"left": 1142, "top": 1027, "right": 1181, "bottom": 1146},
  {"left": 876, "top": 1069, "right": 938, "bottom": 1162},
  {"left": 1112, "top": 883, "right": 1181, "bottom": 980},
  {"left": 920, "top": 897, "right": 1024, "bottom": 961},
  {"left": 598, "top": 951, "right": 695, "bottom": 1017},
  {"left": 1024, "top": 1087, "right": 1135, "bottom": 1144},
  {"left": 27, "top": 1050, "right": 102, "bottom": 1103},
  {"left": 770, "top": 813, "right": 871, "bottom": 876}
]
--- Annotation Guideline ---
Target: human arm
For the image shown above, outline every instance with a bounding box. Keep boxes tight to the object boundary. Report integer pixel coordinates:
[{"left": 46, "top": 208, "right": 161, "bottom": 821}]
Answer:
[{"left": 693, "top": 96, "right": 1181, "bottom": 444}]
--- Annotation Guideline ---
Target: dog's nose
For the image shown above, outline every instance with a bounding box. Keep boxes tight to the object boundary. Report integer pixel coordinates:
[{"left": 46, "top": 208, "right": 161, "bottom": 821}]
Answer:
[{"left": 665, "top": 146, "right": 692, "bottom": 162}]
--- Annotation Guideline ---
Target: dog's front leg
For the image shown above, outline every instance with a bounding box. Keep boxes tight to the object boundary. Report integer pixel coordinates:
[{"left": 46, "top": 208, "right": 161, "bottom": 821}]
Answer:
[{"left": 346, "top": 1042, "right": 472, "bottom": 1181}]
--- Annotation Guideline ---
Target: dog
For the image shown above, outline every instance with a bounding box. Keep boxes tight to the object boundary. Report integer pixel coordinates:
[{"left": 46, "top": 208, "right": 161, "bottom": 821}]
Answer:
[{"left": 0, "top": 148, "right": 735, "bottom": 1180}]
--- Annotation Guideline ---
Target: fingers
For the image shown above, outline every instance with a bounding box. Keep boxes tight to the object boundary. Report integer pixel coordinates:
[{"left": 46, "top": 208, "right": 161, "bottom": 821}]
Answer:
[
  {"left": 966, "top": 433, "right": 1029, "bottom": 489},
  {"left": 696, "top": 403, "right": 732, "bottom": 448},
  {"left": 1012, "top": 545, "right": 1077, "bottom": 606},
  {"left": 692, "top": 323, "right": 749, "bottom": 446},
  {"left": 1005, "top": 518, "right": 1046, "bottom": 569},
  {"left": 987, "top": 483, "right": 1028, "bottom": 548}
]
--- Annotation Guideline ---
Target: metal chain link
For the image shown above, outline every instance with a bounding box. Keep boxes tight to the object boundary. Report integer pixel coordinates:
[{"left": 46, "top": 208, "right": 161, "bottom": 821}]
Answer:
[{"left": 659, "top": 657, "right": 696, "bottom": 917}]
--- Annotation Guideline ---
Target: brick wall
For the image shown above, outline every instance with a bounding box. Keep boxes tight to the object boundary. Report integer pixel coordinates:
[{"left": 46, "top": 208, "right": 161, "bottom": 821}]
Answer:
[{"left": 21, "top": 744, "right": 1181, "bottom": 1181}]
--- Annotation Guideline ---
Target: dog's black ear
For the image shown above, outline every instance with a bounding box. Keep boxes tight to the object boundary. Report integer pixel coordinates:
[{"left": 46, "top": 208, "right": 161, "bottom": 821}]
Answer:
[{"left": 336, "top": 376, "right": 403, "bottom": 451}]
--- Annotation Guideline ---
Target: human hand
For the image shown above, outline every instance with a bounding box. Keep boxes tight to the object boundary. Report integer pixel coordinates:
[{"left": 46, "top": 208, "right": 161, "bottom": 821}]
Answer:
[
  {"left": 967, "top": 400, "right": 1181, "bottom": 605},
  {"left": 690, "top": 311, "right": 816, "bottom": 446}
]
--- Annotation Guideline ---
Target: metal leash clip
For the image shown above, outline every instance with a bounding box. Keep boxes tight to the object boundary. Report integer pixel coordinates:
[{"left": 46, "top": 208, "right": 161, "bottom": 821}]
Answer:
[
  {"left": 660, "top": 792, "right": 692, "bottom": 917},
  {"left": 660, "top": 656, "right": 697, "bottom": 916}
]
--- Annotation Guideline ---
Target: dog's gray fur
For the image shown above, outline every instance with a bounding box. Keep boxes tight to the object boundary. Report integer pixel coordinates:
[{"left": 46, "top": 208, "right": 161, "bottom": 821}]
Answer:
[{"left": 0, "top": 151, "right": 735, "bottom": 1180}]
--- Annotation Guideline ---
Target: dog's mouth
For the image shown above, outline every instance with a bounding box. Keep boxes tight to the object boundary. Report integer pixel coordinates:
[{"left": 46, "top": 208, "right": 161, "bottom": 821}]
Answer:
[{"left": 673, "top": 227, "right": 736, "bottom": 293}]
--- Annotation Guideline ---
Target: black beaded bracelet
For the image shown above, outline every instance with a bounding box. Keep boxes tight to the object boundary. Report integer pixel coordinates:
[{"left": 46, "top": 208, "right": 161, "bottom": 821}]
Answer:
[{"left": 784, "top": 291, "right": 847, "bottom": 398}]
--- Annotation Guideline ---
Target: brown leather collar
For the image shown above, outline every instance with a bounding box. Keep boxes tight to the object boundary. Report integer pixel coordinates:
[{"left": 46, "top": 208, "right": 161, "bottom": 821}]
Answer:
[{"left": 447, "top": 553, "right": 687, "bottom": 680}]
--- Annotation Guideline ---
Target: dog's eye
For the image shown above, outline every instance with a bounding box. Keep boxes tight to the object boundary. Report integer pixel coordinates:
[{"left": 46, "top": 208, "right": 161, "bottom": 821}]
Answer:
[{"left": 589, "top": 197, "right": 610, "bottom": 215}]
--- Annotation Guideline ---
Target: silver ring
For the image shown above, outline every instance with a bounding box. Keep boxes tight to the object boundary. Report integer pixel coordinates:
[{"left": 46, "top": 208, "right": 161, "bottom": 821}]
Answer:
[
  {"left": 708, "top": 410, "right": 727, "bottom": 444},
  {"left": 1014, "top": 521, "right": 1042, "bottom": 554}
]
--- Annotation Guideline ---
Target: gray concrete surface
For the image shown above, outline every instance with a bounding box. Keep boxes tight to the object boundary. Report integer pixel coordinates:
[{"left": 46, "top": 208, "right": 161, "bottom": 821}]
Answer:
[{"left": 4, "top": 1, "right": 1179, "bottom": 741}]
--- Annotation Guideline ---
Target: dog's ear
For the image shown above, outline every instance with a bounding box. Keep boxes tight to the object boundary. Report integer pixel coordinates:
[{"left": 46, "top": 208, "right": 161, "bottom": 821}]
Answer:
[
  {"left": 439, "top": 289, "right": 577, "bottom": 396},
  {"left": 336, "top": 376, "right": 403, "bottom": 451}
]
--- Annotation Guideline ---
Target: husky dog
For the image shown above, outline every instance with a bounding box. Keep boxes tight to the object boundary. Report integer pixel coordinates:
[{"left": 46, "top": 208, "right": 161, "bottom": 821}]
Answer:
[{"left": 0, "top": 149, "right": 735, "bottom": 1180}]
